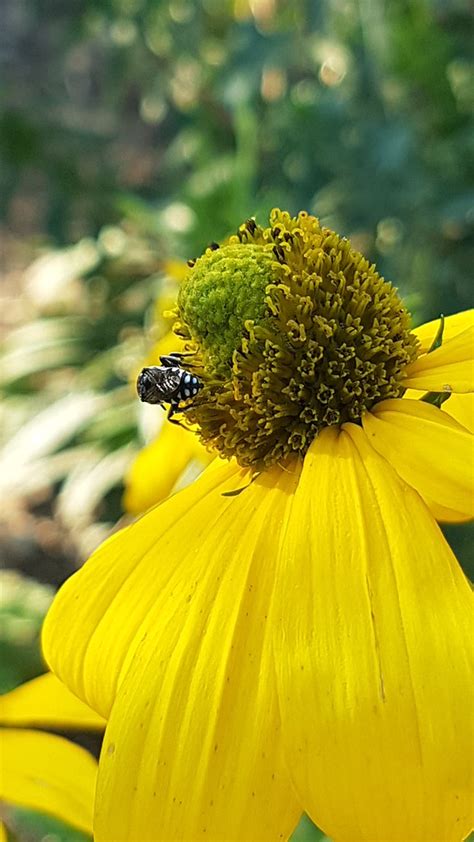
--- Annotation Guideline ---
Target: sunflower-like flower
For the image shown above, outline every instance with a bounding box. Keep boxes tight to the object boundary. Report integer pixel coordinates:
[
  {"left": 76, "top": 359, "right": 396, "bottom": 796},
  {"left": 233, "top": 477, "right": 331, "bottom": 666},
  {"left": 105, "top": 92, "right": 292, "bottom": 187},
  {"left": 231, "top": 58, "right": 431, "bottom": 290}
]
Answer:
[{"left": 43, "top": 210, "right": 473, "bottom": 842}]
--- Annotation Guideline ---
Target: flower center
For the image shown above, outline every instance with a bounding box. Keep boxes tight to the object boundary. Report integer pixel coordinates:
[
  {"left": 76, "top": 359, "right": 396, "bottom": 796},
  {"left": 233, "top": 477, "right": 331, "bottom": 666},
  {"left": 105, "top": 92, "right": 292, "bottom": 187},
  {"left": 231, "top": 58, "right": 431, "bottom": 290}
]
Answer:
[{"left": 174, "top": 209, "right": 419, "bottom": 468}]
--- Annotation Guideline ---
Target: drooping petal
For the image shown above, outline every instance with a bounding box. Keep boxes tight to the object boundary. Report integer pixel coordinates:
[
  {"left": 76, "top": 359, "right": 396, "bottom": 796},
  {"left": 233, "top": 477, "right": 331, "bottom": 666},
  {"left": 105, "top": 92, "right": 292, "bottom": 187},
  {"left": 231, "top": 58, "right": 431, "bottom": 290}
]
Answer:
[
  {"left": 412, "top": 310, "right": 473, "bottom": 353},
  {"left": 423, "top": 497, "right": 472, "bottom": 524},
  {"left": 141, "top": 330, "right": 186, "bottom": 373},
  {"left": 0, "top": 673, "right": 105, "bottom": 731},
  {"left": 443, "top": 392, "right": 474, "bottom": 433},
  {"left": 0, "top": 822, "right": 6, "bottom": 842},
  {"left": 397, "top": 392, "right": 473, "bottom": 522},
  {"left": 162, "top": 259, "right": 189, "bottom": 283},
  {"left": 362, "top": 399, "right": 474, "bottom": 519},
  {"left": 403, "top": 325, "right": 474, "bottom": 393},
  {"left": 123, "top": 422, "right": 211, "bottom": 514},
  {"left": 0, "top": 728, "right": 96, "bottom": 833},
  {"left": 43, "top": 459, "right": 240, "bottom": 718},
  {"left": 44, "top": 459, "right": 302, "bottom": 841},
  {"left": 273, "top": 425, "right": 473, "bottom": 842}
]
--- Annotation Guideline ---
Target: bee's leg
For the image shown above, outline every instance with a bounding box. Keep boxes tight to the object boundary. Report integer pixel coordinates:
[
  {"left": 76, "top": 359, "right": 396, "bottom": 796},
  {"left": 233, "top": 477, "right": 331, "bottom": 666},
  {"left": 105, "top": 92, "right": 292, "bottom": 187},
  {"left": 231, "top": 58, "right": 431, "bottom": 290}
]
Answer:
[
  {"left": 167, "top": 402, "right": 194, "bottom": 430},
  {"left": 167, "top": 402, "right": 188, "bottom": 427},
  {"left": 159, "top": 352, "right": 196, "bottom": 366},
  {"left": 166, "top": 403, "right": 179, "bottom": 424},
  {"left": 160, "top": 354, "right": 182, "bottom": 367}
]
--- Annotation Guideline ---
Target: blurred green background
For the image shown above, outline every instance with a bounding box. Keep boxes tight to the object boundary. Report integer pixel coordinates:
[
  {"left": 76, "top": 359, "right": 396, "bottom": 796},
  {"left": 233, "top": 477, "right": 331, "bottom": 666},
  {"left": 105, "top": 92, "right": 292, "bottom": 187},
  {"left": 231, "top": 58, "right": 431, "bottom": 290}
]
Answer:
[{"left": 1, "top": 0, "right": 473, "bottom": 839}]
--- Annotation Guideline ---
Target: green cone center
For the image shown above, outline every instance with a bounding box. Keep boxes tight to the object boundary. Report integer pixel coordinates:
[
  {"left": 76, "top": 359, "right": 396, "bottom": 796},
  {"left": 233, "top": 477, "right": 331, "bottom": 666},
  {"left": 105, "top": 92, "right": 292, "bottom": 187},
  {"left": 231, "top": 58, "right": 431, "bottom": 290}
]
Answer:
[
  {"left": 173, "top": 210, "right": 419, "bottom": 469},
  {"left": 179, "top": 243, "right": 275, "bottom": 375}
]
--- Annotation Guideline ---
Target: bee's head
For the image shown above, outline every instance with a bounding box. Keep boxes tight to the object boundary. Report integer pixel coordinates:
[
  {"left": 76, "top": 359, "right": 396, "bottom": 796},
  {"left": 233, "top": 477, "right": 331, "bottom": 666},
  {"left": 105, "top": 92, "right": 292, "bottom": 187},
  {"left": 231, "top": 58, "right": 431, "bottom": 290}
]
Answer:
[{"left": 137, "top": 368, "right": 161, "bottom": 403}]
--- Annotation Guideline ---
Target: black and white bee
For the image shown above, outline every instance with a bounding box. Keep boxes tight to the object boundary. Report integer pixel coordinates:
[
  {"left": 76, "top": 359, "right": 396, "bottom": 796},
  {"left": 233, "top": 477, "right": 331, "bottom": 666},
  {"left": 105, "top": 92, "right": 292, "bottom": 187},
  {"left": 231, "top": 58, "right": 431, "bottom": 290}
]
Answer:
[{"left": 136, "top": 353, "right": 202, "bottom": 424}]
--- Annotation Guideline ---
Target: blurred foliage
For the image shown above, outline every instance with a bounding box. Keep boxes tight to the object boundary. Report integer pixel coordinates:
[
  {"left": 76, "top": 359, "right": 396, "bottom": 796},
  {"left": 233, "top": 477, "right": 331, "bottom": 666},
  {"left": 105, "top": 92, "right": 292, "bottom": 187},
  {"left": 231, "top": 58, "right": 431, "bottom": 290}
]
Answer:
[
  {"left": 291, "top": 814, "right": 329, "bottom": 842},
  {"left": 0, "top": 2, "right": 473, "bottom": 838},
  {"left": 0, "top": 572, "right": 52, "bottom": 693},
  {"left": 3, "top": 806, "right": 91, "bottom": 842},
  {"left": 2, "top": 0, "right": 473, "bottom": 318},
  {"left": 0, "top": 226, "right": 165, "bottom": 566}
]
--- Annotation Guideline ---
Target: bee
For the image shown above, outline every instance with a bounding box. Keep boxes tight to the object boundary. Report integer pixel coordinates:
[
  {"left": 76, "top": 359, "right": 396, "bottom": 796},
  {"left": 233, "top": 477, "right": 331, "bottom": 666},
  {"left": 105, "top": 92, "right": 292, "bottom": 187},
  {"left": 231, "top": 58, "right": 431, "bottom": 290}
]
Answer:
[{"left": 136, "top": 353, "right": 202, "bottom": 424}]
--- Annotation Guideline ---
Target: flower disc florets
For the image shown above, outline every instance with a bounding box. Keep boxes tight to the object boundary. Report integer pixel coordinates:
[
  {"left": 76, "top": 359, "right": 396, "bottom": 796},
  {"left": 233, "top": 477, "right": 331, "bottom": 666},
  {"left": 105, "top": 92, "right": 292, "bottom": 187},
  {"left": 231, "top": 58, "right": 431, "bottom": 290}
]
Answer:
[{"left": 174, "top": 210, "right": 419, "bottom": 468}]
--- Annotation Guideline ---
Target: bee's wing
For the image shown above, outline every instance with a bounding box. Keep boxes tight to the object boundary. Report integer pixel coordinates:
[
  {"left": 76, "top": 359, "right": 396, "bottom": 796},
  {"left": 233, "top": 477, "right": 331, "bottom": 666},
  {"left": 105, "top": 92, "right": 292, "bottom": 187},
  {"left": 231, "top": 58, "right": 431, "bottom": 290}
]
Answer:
[
  {"left": 138, "top": 366, "right": 181, "bottom": 404},
  {"left": 151, "top": 367, "right": 182, "bottom": 397},
  {"left": 161, "top": 368, "right": 182, "bottom": 398}
]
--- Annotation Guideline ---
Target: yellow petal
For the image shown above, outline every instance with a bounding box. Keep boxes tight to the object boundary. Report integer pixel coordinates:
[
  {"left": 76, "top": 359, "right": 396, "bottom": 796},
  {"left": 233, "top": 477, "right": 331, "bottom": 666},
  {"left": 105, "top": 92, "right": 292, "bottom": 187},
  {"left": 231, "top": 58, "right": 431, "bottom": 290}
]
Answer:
[
  {"left": 362, "top": 398, "right": 474, "bottom": 518},
  {"left": 412, "top": 310, "right": 474, "bottom": 353},
  {"left": 0, "top": 728, "right": 97, "bottom": 834},
  {"left": 44, "top": 460, "right": 241, "bottom": 717},
  {"left": 0, "top": 822, "right": 6, "bottom": 842},
  {"left": 130, "top": 330, "right": 186, "bottom": 387},
  {"left": 0, "top": 673, "right": 105, "bottom": 731},
  {"left": 143, "top": 330, "right": 186, "bottom": 371},
  {"left": 273, "top": 425, "right": 473, "bottom": 842},
  {"left": 123, "top": 422, "right": 211, "bottom": 514},
  {"left": 399, "top": 392, "right": 473, "bottom": 522},
  {"left": 162, "top": 259, "right": 189, "bottom": 283},
  {"left": 443, "top": 392, "right": 474, "bottom": 433},
  {"left": 423, "top": 497, "right": 473, "bottom": 524},
  {"left": 44, "top": 460, "right": 302, "bottom": 841},
  {"left": 403, "top": 325, "right": 474, "bottom": 393}
]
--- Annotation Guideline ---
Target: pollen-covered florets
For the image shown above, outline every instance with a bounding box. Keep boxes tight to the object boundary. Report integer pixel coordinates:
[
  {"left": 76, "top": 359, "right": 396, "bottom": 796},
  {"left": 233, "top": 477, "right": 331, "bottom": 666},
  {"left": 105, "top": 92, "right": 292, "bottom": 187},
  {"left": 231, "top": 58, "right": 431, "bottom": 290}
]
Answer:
[{"left": 173, "top": 209, "right": 419, "bottom": 468}]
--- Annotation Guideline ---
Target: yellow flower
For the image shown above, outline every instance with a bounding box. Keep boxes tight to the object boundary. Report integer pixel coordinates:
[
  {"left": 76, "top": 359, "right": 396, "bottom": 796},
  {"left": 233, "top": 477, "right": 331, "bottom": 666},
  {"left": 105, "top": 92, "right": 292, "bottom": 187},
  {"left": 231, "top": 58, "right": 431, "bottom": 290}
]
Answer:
[
  {"left": 43, "top": 211, "right": 473, "bottom": 841},
  {"left": 0, "top": 672, "right": 105, "bottom": 838}
]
